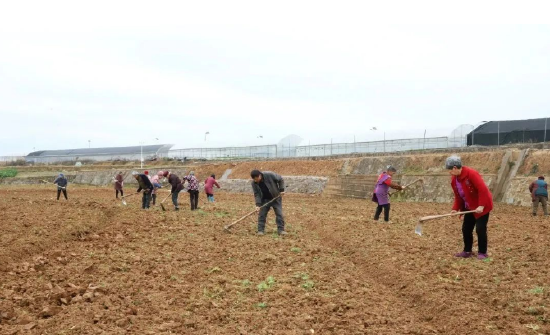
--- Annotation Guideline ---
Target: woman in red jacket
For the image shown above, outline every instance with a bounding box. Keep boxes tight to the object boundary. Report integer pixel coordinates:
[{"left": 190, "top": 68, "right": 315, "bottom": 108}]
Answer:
[{"left": 446, "top": 155, "right": 493, "bottom": 260}]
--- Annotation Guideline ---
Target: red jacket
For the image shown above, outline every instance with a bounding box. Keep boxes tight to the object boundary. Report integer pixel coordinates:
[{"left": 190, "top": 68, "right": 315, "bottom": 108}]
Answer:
[
  {"left": 451, "top": 166, "right": 493, "bottom": 218},
  {"left": 204, "top": 177, "right": 220, "bottom": 194}
]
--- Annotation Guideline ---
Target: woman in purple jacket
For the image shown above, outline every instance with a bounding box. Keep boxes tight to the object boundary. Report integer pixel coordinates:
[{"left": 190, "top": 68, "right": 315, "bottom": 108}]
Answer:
[{"left": 372, "top": 166, "right": 404, "bottom": 223}]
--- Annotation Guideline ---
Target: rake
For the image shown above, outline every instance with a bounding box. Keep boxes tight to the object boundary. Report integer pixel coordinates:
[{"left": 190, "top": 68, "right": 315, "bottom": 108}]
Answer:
[
  {"left": 224, "top": 196, "right": 281, "bottom": 232},
  {"left": 415, "top": 210, "right": 477, "bottom": 236}
]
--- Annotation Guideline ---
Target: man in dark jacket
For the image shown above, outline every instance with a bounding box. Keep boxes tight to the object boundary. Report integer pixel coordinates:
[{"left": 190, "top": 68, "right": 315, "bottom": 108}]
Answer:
[
  {"left": 53, "top": 173, "right": 68, "bottom": 201},
  {"left": 251, "top": 170, "right": 286, "bottom": 236},
  {"left": 529, "top": 176, "right": 548, "bottom": 216},
  {"left": 162, "top": 171, "right": 184, "bottom": 211},
  {"left": 132, "top": 171, "right": 154, "bottom": 209}
]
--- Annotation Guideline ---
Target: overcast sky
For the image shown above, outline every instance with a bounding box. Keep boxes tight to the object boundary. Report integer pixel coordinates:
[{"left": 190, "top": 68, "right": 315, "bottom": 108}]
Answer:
[{"left": 1, "top": 1, "right": 550, "bottom": 155}]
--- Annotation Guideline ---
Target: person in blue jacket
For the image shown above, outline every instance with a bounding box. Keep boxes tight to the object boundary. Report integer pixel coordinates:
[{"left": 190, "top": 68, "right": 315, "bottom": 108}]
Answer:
[{"left": 529, "top": 175, "right": 548, "bottom": 216}]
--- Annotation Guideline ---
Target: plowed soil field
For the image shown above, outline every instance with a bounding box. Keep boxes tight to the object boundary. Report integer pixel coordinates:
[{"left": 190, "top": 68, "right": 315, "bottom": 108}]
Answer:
[{"left": 0, "top": 186, "right": 548, "bottom": 334}]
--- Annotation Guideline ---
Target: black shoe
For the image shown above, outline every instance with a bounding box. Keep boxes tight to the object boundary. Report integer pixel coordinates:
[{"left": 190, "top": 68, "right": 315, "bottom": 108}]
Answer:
[{"left": 175, "top": 207, "right": 179, "bottom": 211}]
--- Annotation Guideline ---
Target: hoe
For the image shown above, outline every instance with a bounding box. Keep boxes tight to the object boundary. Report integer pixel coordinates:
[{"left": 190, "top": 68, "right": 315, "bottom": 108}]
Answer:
[
  {"left": 121, "top": 192, "right": 141, "bottom": 206},
  {"left": 415, "top": 210, "right": 477, "bottom": 236},
  {"left": 224, "top": 196, "right": 281, "bottom": 232},
  {"left": 41, "top": 180, "right": 66, "bottom": 190}
]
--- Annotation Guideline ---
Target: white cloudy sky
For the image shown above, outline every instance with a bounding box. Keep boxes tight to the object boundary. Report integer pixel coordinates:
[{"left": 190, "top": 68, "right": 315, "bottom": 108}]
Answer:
[{"left": 1, "top": 1, "right": 550, "bottom": 155}]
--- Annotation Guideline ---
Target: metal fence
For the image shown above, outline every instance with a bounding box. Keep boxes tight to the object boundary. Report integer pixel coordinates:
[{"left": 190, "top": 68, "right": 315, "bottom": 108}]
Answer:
[
  {"left": 0, "top": 156, "right": 25, "bottom": 163},
  {"left": 165, "top": 136, "right": 465, "bottom": 160},
  {"left": 294, "top": 136, "right": 464, "bottom": 157},
  {"left": 164, "top": 145, "right": 278, "bottom": 160}
]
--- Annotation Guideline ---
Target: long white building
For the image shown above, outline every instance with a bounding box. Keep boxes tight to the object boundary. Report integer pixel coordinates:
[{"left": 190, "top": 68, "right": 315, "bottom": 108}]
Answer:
[{"left": 25, "top": 144, "right": 174, "bottom": 164}]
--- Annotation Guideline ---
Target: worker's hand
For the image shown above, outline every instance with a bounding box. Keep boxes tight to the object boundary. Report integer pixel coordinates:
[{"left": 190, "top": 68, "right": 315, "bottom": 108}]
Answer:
[
  {"left": 400, "top": 186, "right": 406, "bottom": 190},
  {"left": 256, "top": 206, "right": 261, "bottom": 212},
  {"left": 280, "top": 192, "right": 285, "bottom": 196},
  {"left": 475, "top": 206, "right": 485, "bottom": 213},
  {"left": 450, "top": 210, "right": 457, "bottom": 214}
]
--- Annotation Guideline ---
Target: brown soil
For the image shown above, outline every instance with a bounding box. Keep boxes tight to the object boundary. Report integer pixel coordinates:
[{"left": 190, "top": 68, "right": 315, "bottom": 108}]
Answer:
[{"left": 0, "top": 186, "right": 548, "bottom": 334}]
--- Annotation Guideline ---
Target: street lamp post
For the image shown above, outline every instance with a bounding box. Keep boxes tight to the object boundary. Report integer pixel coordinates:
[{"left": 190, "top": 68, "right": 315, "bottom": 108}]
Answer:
[
  {"left": 140, "top": 141, "right": 144, "bottom": 169},
  {"left": 205, "top": 132, "right": 210, "bottom": 141},
  {"left": 88, "top": 140, "right": 91, "bottom": 148},
  {"left": 423, "top": 130, "right": 426, "bottom": 150},
  {"left": 370, "top": 127, "right": 385, "bottom": 153}
]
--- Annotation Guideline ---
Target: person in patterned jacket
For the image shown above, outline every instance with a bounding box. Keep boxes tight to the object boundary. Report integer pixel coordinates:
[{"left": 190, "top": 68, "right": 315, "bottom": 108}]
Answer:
[{"left": 183, "top": 171, "right": 200, "bottom": 211}]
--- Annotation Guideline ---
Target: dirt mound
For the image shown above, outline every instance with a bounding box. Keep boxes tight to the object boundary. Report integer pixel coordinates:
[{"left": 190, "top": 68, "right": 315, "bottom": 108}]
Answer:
[
  {"left": 520, "top": 149, "right": 550, "bottom": 177},
  {"left": 0, "top": 186, "right": 548, "bottom": 334},
  {"left": 228, "top": 160, "right": 345, "bottom": 179},
  {"left": 350, "top": 151, "right": 505, "bottom": 175}
]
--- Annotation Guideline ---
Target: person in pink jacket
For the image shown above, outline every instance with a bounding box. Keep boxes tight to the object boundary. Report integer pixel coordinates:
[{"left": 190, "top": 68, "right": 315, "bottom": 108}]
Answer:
[
  {"left": 151, "top": 171, "right": 163, "bottom": 205},
  {"left": 204, "top": 174, "right": 221, "bottom": 202}
]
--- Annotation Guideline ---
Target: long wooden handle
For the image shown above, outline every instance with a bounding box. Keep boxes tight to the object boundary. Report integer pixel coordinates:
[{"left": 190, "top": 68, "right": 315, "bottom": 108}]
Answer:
[
  {"left": 224, "top": 196, "right": 281, "bottom": 230},
  {"left": 389, "top": 178, "right": 422, "bottom": 196},
  {"left": 122, "top": 192, "right": 140, "bottom": 198},
  {"left": 160, "top": 193, "right": 173, "bottom": 204},
  {"left": 419, "top": 210, "right": 476, "bottom": 222},
  {"left": 42, "top": 180, "right": 66, "bottom": 189}
]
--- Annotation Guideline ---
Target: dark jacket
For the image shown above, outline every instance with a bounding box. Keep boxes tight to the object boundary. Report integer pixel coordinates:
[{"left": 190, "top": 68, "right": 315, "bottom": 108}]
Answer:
[
  {"left": 136, "top": 174, "right": 154, "bottom": 192},
  {"left": 168, "top": 174, "right": 184, "bottom": 193},
  {"left": 53, "top": 176, "right": 68, "bottom": 188},
  {"left": 251, "top": 171, "right": 285, "bottom": 206},
  {"left": 114, "top": 174, "right": 123, "bottom": 191}
]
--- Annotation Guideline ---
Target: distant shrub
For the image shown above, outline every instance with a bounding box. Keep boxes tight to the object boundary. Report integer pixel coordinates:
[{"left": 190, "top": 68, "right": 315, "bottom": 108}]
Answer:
[
  {"left": 0, "top": 168, "right": 18, "bottom": 177},
  {"left": 10, "top": 159, "right": 27, "bottom": 166}
]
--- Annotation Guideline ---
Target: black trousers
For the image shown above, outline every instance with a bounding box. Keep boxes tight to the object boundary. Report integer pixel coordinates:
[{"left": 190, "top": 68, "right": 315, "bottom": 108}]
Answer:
[
  {"left": 189, "top": 190, "right": 199, "bottom": 210},
  {"left": 374, "top": 204, "right": 390, "bottom": 221},
  {"left": 141, "top": 190, "right": 152, "bottom": 209},
  {"left": 462, "top": 213, "right": 489, "bottom": 254},
  {"left": 57, "top": 188, "right": 68, "bottom": 200},
  {"left": 258, "top": 198, "right": 285, "bottom": 232},
  {"left": 152, "top": 194, "right": 157, "bottom": 205},
  {"left": 116, "top": 189, "right": 124, "bottom": 198}
]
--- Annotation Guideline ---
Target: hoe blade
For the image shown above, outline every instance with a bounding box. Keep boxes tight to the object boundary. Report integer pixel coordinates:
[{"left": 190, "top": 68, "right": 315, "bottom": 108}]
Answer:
[{"left": 415, "top": 223, "right": 422, "bottom": 236}]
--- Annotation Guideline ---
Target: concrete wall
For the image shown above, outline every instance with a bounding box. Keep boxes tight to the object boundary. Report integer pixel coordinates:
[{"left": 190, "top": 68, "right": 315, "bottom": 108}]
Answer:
[
  {"left": 501, "top": 177, "right": 533, "bottom": 206},
  {"left": 215, "top": 176, "right": 328, "bottom": 194},
  {"left": 70, "top": 170, "right": 327, "bottom": 195},
  {"left": 394, "top": 174, "right": 496, "bottom": 203}
]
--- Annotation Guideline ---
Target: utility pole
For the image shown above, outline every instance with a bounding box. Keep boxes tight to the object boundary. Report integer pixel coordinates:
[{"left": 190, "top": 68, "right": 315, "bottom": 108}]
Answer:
[{"left": 140, "top": 141, "right": 144, "bottom": 169}]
